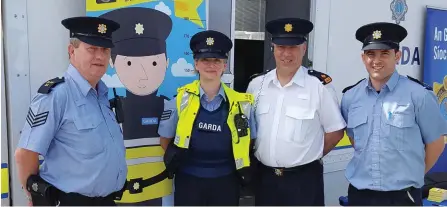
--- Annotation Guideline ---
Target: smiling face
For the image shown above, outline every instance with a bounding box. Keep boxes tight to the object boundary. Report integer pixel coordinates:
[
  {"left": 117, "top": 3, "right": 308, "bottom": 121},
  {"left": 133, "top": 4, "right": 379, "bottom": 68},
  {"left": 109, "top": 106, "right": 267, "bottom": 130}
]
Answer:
[
  {"left": 195, "top": 58, "right": 227, "bottom": 82},
  {"left": 69, "top": 40, "right": 111, "bottom": 84},
  {"left": 361, "top": 49, "right": 401, "bottom": 82},
  {"left": 112, "top": 54, "right": 168, "bottom": 96},
  {"left": 273, "top": 43, "right": 306, "bottom": 72}
]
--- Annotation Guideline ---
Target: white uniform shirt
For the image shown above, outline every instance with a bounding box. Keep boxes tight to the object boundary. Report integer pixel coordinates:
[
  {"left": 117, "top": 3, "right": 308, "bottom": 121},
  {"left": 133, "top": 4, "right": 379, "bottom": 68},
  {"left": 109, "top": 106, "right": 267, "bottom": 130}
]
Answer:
[{"left": 247, "top": 66, "right": 346, "bottom": 168}]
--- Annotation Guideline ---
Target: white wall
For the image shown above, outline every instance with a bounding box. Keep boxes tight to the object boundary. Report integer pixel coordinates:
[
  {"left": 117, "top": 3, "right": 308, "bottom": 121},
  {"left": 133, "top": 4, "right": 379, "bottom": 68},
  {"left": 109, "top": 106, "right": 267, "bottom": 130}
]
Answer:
[{"left": 3, "top": 0, "right": 85, "bottom": 205}]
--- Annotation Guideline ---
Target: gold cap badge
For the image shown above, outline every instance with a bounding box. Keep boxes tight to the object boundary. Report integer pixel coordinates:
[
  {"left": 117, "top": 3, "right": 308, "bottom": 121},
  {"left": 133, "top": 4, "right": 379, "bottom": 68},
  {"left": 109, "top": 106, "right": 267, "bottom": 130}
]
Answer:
[
  {"left": 206, "top": 37, "right": 214, "bottom": 46},
  {"left": 98, "top": 24, "right": 107, "bottom": 34},
  {"left": 284, "top": 23, "right": 293, "bottom": 32},
  {"left": 372, "top": 30, "right": 382, "bottom": 40}
]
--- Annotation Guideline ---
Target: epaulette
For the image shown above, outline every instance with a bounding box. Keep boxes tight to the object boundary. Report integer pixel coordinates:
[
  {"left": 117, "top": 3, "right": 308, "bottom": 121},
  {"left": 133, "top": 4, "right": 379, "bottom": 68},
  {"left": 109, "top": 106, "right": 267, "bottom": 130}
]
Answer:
[
  {"left": 38, "top": 77, "right": 65, "bottom": 94},
  {"left": 249, "top": 70, "right": 270, "bottom": 82},
  {"left": 160, "top": 95, "right": 171, "bottom": 101},
  {"left": 407, "top": 75, "right": 433, "bottom": 91},
  {"left": 307, "top": 69, "right": 332, "bottom": 85},
  {"left": 342, "top": 78, "right": 365, "bottom": 93}
]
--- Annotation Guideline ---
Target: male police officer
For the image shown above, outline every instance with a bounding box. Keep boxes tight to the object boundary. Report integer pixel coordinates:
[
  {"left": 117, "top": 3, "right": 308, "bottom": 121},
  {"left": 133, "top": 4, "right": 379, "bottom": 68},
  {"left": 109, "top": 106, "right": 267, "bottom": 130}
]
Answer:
[
  {"left": 341, "top": 22, "right": 447, "bottom": 206},
  {"left": 99, "top": 8, "right": 173, "bottom": 205},
  {"left": 14, "top": 16, "right": 127, "bottom": 206},
  {"left": 246, "top": 18, "right": 346, "bottom": 206}
]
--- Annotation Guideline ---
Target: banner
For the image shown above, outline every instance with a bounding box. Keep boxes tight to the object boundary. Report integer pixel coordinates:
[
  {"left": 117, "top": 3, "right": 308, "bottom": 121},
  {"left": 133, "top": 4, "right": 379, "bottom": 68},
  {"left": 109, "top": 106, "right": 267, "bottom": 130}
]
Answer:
[
  {"left": 422, "top": 6, "right": 447, "bottom": 173},
  {"left": 86, "top": 0, "right": 207, "bottom": 205}
]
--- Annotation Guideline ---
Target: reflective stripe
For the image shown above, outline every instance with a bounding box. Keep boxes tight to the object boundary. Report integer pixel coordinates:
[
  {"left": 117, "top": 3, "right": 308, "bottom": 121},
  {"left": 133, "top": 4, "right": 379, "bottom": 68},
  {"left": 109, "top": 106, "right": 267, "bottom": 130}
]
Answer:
[
  {"left": 124, "top": 137, "right": 160, "bottom": 148},
  {"left": 126, "top": 156, "right": 163, "bottom": 166},
  {"left": 180, "top": 92, "right": 189, "bottom": 112},
  {"left": 241, "top": 102, "right": 251, "bottom": 119}
]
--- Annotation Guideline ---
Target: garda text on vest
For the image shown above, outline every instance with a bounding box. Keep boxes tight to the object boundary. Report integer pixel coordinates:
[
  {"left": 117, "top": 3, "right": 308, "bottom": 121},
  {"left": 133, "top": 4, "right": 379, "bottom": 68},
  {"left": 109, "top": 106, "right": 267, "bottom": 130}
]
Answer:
[{"left": 198, "top": 122, "right": 222, "bottom": 132}]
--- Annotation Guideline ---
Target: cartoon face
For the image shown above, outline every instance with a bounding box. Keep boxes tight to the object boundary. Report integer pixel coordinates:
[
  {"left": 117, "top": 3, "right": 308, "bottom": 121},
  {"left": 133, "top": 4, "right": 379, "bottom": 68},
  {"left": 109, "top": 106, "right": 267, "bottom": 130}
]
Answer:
[{"left": 112, "top": 54, "right": 168, "bottom": 96}]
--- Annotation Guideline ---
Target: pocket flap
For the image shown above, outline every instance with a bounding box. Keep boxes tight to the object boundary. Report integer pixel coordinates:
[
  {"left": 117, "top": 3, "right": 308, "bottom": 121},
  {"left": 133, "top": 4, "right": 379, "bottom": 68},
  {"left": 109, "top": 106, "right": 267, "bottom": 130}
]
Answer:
[
  {"left": 257, "top": 103, "right": 270, "bottom": 114},
  {"left": 386, "top": 114, "right": 415, "bottom": 128},
  {"left": 285, "top": 106, "right": 315, "bottom": 119},
  {"left": 74, "top": 114, "right": 103, "bottom": 130},
  {"left": 347, "top": 111, "right": 367, "bottom": 128}
]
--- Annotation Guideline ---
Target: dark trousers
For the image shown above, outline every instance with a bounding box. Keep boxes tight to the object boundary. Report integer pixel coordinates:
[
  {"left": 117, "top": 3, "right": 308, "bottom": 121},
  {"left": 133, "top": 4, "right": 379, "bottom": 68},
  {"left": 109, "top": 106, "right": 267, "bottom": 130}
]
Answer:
[
  {"left": 56, "top": 191, "right": 116, "bottom": 206},
  {"left": 174, "top": 172, "right": 240, "bottom": 206},
  {"left": 348, "top": 184, "right": 422, "bottom": 206},
  {"left": 254, "top": 160, "right": 324, "bottom": 206}
]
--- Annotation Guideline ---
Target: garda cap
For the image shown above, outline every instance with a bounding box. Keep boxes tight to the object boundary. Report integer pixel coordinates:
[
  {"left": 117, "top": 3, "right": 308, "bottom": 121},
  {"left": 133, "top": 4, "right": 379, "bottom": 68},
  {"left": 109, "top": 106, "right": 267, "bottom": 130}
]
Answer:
[
  {"left": 61, "top": 16, "right": 120, "bottom": 48},
  {"left": 190, "top": 30, "right": 233, "bottom": 59},
  {"left": 265, "top": 18, "right": 313, "bottom": 46},
  {"left": 355, "top": 22, "right": 407, "bottom": 51}
]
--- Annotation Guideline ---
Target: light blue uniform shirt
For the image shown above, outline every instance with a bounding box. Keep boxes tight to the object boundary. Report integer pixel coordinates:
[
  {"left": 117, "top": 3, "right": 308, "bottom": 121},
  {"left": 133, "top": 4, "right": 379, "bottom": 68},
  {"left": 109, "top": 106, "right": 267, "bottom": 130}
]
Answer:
[
  {"left": 18, "top": 65, "right": 127, "bottom": 197},
  {"left": 158, "top": 83, "right": 257, "bottom": 139},
  {"left": 341, "top": 70, "right": 447, "bottom": 191}
]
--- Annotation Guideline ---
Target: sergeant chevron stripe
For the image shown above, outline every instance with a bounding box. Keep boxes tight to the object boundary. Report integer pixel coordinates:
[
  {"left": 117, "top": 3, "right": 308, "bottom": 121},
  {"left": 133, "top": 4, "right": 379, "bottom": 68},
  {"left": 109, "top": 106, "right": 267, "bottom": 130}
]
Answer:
[
  {"left": 161, "top": 110, "right": 172, "bottom": 121},
  {"left": 26, "top": 108, "right": 49, "bottom": 128}
]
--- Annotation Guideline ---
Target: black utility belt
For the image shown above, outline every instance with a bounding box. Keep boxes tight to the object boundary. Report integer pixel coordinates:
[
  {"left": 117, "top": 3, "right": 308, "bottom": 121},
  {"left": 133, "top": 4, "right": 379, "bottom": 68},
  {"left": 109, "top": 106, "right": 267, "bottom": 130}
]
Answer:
[
  {"left": 26, "top": 174, "right": 126, "bottom": 206},
  {"left": 350, "top": 184, "right": 416, "bottom": 194}
]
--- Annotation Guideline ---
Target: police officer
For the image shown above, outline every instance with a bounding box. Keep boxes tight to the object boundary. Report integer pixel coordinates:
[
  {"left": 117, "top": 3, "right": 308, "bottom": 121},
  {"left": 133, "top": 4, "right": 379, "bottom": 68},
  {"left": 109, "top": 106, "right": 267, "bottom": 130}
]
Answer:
[
  {"left": 99, "top": 8, "right": 173, "bottom": 205},
  {"left": 14, "top": 16, "right": 127, "bottom": 206},
  {"left": 246, "top": 18, "right": 346, "bottom": 206},
  {"left": 158, "top": 30, "right": 256, "bottom": 206},
  {"left": 341, "top": 22, "right": 447, "bottom": 206}
]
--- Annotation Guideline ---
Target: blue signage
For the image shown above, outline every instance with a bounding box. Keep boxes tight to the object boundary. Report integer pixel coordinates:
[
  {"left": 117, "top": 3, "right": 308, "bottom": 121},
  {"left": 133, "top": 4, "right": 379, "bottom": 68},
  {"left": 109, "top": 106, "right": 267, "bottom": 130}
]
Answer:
[{"left": 423, "top": 7, "right": 447, "bottom": 173}]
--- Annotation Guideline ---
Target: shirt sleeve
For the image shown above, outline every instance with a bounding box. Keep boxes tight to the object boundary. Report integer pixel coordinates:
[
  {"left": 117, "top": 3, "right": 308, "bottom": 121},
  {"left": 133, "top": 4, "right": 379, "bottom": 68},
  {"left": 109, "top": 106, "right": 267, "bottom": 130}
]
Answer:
[
  {"left": 325, "top": 83, "right": 340, "bottom": 104},
  {"left": 158, "top": 98, "right": 178, "bottom": 138},
  {"left": 416, "top": 90, "right": 447, "bottom": 144},
  {"left": 18, "top": 91, "right": 65, "bottom": 156},
  {"left": 340, "top": 94, "right": 353, "bottom": 138},
  {"left": 319, "top": 84, "right": 347, "bottom": 133}
]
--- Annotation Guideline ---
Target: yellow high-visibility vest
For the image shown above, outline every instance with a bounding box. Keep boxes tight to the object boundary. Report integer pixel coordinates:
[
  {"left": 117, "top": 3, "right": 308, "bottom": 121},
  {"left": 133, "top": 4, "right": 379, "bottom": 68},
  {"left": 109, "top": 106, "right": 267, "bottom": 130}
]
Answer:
[{"left": 173, "top": 80, "right": 253, "bottom": 170}]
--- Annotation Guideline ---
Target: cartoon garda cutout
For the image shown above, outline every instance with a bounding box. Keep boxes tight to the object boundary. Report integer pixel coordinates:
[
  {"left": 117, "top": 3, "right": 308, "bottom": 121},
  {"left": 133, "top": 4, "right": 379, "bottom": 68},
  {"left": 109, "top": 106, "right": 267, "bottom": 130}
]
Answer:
[{"left": 99, "top": 7, "right": 173, "bottom": 205}]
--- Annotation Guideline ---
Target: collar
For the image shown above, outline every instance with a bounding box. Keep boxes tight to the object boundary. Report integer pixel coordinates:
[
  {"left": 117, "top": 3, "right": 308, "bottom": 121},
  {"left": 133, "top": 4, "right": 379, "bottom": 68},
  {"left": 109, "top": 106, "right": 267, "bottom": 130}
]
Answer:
[
  {"left": 270, "top": 66, "right": 305, "bottom": 87},
  {"left": 66, "top": 64, "right": 108, "bottom": 96},
  {"left": 199, "top": 83, "right": 227, "bottom": 102},
  {"left": 365, "top": 70, "right": 400, "bottom": 92}
]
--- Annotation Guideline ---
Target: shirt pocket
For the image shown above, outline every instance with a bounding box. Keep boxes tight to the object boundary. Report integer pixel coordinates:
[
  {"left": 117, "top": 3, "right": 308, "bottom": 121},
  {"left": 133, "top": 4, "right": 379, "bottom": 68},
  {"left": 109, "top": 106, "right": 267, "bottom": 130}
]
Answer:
[
  {"left": 347, "top": 109, "right": 368, "bottom": 150},
  {"left": 72, "top": 112, "right": 105, "bottom": 157},
  {"left": 384, "top": 111, "right": 416, "bottom": 151},
  {"left": 255, "top": 103, "right": 270, "bottom": 140},
  {"left": 284, "top": 106, "right": 316, "bottom": 143}
]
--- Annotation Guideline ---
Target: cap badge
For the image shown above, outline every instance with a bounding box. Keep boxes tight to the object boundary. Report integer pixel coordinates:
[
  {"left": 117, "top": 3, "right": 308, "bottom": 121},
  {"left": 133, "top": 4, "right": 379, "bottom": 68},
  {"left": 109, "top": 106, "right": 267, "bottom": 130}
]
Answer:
[
  {"left": 98, "top": 24, "right": 107, "bottom": 34},
  {"left": 206, "top": 37, "right": 214, "bottom": 46},
  {"left": 372, "top": 30, "right": 382, "bottom": 39},
  {"left": 284, "top": 23, "right": 293, "bottom": 32},
  {"left": 135, "top": 23, "right": 144, "bottom": 35}
]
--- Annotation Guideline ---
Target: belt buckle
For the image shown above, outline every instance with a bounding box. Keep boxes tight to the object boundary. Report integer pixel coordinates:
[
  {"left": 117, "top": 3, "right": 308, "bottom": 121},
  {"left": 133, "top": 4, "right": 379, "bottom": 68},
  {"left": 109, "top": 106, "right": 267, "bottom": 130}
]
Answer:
[{"left": 274, "top": 168, "right": 283, "bottom": 176}]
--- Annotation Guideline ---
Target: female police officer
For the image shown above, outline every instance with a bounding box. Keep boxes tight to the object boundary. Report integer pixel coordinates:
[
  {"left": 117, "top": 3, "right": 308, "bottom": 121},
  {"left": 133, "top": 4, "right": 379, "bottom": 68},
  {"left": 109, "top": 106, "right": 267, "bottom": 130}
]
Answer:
[{"left": 158, "top": 30, "right": 256, "bottom": 206}]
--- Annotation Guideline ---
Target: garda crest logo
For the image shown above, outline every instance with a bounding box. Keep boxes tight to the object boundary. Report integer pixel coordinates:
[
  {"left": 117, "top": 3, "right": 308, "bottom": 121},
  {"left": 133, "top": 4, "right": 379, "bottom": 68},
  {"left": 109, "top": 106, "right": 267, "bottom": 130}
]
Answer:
[
  {"left": 433, "top": 76, "right": 447, "bottom": 120},
  {"left": 390, "top": 0, "right": 408, "bottom": 24}
]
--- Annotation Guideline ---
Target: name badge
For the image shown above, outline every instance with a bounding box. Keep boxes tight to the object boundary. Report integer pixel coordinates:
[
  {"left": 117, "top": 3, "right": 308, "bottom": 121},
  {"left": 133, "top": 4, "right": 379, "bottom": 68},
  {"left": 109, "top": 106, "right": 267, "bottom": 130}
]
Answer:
[
  {"left": 198, "top": 122, "right": 222, "bottom": 133},
  {"left": 141, "top": 117, "right": 158, "bottom": 125}
]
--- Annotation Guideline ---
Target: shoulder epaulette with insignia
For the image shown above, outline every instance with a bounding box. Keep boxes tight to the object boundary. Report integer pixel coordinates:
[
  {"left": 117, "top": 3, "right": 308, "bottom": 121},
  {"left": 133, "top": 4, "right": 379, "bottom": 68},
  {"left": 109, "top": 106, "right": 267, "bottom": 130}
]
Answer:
[
  {"left": 38, "top": 77, "right": 65, "bottom": 94},
  {"left": 307, "top": 69, "right": 332, "bottom": 85},
  {"left": 407, "top": 75, "right": 433, "bottom": 91},
  {"left": 249, "top": 70, "right": 271, "bottom": 82},
  {"left": 342, "top": 78, "right": 365, "bottom": 93}
]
